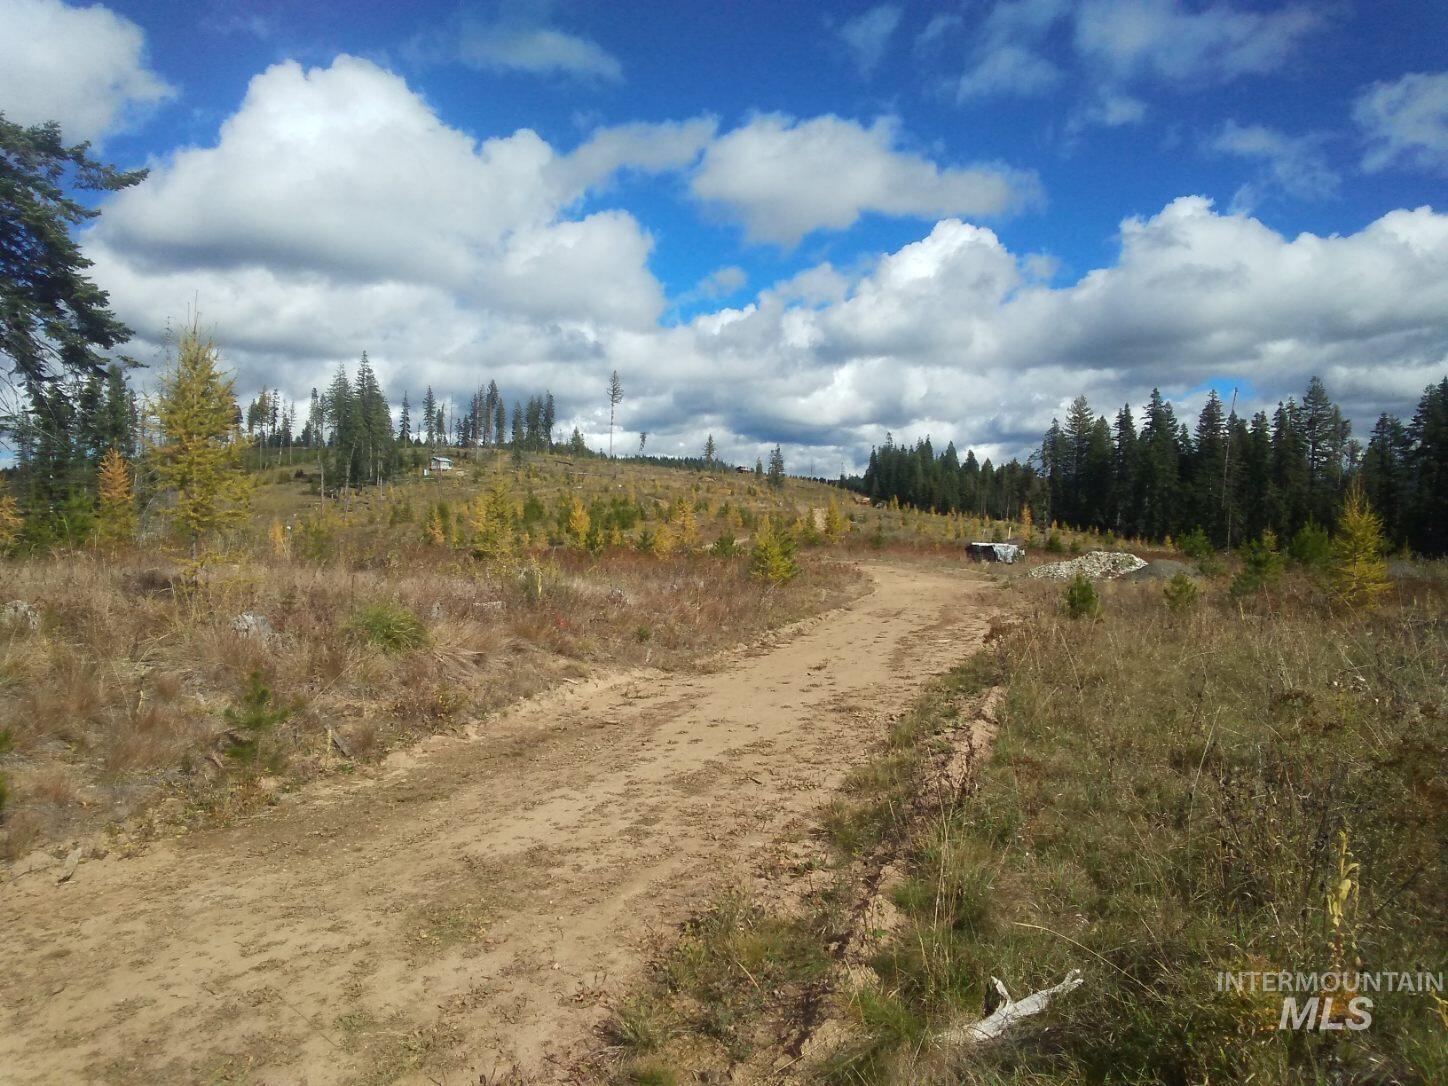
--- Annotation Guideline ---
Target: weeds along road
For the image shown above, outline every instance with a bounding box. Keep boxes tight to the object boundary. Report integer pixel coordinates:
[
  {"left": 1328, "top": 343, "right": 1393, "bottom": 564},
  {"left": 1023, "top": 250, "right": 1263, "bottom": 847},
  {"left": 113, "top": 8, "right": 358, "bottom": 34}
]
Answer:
[{"left": 2, "top": 561, "right": 997, "bottom": 1085}]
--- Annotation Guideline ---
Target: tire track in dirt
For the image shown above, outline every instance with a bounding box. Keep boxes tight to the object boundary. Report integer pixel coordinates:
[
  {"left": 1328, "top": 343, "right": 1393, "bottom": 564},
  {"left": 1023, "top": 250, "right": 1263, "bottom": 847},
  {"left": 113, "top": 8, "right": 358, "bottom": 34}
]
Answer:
[{"left": 1, "top": 561, "right": 996, "bottom": 1085}]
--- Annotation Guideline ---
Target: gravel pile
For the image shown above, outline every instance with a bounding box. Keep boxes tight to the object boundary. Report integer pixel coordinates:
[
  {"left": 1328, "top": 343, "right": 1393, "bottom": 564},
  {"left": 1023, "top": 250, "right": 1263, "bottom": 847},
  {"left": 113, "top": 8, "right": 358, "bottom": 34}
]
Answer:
[{"left": 1027, "top": 551, "right": 1147, "bottom": 581}]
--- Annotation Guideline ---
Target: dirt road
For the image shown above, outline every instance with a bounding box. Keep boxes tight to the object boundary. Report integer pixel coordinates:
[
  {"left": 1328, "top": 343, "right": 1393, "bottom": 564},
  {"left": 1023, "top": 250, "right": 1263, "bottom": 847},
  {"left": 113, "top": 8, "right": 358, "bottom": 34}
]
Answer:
[{"left": 2, "top": 562, "right": 995, "bottom": 1085}]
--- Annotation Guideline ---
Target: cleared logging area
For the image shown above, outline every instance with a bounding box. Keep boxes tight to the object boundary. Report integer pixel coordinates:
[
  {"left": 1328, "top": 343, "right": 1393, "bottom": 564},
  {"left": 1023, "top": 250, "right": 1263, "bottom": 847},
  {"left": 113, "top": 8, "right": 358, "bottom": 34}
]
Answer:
[{"left": 599, "top": 571, "right": 1447, "bottom": 1085}]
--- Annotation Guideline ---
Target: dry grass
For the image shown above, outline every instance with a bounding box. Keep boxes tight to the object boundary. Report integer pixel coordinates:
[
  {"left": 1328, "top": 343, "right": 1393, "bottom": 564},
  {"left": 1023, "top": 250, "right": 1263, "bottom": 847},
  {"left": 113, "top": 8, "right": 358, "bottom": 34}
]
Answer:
[
  {"left": 6, "top": 454, "right": 960, "bottom": 860},
  {"left": 831, "top": 569, "right": 1447, "bottom": 1085}
]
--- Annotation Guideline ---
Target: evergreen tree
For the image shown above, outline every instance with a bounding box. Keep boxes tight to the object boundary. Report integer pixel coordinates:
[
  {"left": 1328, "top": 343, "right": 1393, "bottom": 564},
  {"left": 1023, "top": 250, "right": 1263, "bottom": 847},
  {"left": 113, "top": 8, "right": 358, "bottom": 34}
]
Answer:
[
  {"left": 1138, "top": 389, "right": 1181, "bottom": 540},
  {"left": 1191, "top": 391, "right": 1230, "bottom": 544},
  {"left": 766, "top": 445, "right": 786, "bottom": 489},
  {"left": 1361, "top": 414, "right": 1410, "bottom": 546},
  {"left": 1111, "top": 405, "right": 1139, "bottom": 535},
  {"left": 422, "top": 386, "right": 437, "bottom": 446},
  {"left": 607, "top": 370, "right": 623, "bottom": 457},
  {"left": 703, "top": 434, "right": 716, "bottom": 467},
  {"left": 1270, "top": 399, "right": 1309, "bottom": 534},
  {"left": 398, "top": 392, "right": 412, "bottom": 444},
  {"left": 1, "top": 116, "right": 147, "bottom": 386},
  {"left": 1406, "top": 378, "right": 1448, "bottom": 556}
]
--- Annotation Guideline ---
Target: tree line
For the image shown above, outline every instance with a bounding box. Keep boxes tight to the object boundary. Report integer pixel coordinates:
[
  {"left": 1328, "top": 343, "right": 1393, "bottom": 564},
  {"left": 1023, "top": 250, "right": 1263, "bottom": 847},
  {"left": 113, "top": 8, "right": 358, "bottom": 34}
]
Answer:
[
  {"left": 849, "top": 436, "right": 1038, "bottom": 522},
  {"left": 848, "top": 375, "right": 1447, "bottom": 557},
  {"left": 1039, "top": 376, "right": 1446, "bottom": 555}
]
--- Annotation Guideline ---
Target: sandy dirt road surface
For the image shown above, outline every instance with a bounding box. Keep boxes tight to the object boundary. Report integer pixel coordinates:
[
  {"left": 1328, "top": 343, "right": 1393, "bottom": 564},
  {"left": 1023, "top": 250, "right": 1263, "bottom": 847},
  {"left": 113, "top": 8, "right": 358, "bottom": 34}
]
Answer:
[{"left": 2, "top": 561, "right": 996, "bottom": 1085}]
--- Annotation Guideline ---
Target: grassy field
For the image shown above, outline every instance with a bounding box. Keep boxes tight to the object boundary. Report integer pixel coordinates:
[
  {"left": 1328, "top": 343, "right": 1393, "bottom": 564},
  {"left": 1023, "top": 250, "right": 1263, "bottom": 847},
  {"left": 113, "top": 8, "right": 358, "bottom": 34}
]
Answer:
[
  {"left": 1, "top": 449, "right": 1092, "bottom": 863},
  {"left": 596, "top": 563, "right": 1447, "bottom": 1085}
]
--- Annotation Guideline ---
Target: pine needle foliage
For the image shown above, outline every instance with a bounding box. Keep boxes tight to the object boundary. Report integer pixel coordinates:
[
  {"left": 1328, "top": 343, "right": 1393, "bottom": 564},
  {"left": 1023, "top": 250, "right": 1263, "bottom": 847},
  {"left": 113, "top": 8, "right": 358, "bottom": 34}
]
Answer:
[
  {"left": 1064, "top": 573, "right": 1102, "bottom": 619},
  {"left": 749, "top": 516, "right": 799, "bottom": 585},
  {"left": 151, "top": 329, "right": 251, "bottom": 547},
  {"left": 94, "top": 447, "right": 136, "bottom": 546},
  {"left": 1330, "top": 482, "right": 1391, "bottom": 608},
  {"left": 0, "top": 492, "right": 20, "bottom": 551},
  {"left": 222, "top": 671, "right": 290, "bottom": 767},
  {"left": 468, "top": 481, "right": 516, "bottom": 563}
]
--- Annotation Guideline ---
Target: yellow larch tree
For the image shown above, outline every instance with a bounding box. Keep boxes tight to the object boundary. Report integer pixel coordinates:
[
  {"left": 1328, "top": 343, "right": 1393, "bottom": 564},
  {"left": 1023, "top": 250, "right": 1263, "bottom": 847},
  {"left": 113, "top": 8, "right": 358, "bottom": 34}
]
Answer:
[
  {"left": 94, "top": 447, "right": 136, "bottom": 547},
  {"left": 150, "top": 329, "right": 251, "bottom": 550},
  {"left": 0, "top": 491, "right": 21, "bottom": 551},
  {"left": 1330, "top": 482, "right": 1391, "bottom": 608}
]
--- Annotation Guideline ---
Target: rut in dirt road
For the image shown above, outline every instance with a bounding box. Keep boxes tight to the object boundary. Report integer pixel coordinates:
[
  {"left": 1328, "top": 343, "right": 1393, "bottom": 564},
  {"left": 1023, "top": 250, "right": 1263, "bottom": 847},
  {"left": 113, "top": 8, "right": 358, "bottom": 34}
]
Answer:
[{"left": 1, "top": 562, "right": 997, "bottom": 1085}]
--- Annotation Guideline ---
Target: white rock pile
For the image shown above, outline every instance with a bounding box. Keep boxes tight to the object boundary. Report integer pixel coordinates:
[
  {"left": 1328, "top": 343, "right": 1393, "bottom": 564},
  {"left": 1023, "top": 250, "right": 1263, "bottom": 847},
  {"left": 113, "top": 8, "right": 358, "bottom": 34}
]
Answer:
[{"left": 1027, "top": 551, "right": 1147, "bottom": 582}]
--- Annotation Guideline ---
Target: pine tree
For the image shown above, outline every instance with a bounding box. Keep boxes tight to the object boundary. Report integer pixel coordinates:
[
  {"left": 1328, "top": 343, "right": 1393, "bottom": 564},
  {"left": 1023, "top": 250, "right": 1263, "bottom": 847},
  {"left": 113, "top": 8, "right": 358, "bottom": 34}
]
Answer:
[
  {"left": 607, "top": 370, "right": 623, "bottom": 458},
  {"left": 703, "top": 434, "right": 716, "bottom": 467},
  {"left": 0, "top": 490, "right": 20, "bottom": 551},
  {"left": 94, "top": 447, "right": 135, "bottom": 546},
  {"left": 1303, "top": 376, "right": 1349, "bottom": 525},
  {"left": 542, "top": 392, "right": 556, "bottom": 449},
  {"left": 565, "top": 495, "right": 590, "bottom": 547},
  {"left": 750, "top": 516, "right": 798, "bottom": 584},
  {"left": 398, "top": 392, "right": 412, "bottom": 444},
  {"left": 1111, "top": 405, "right": 1139, "bottom": 535},
  {"left": 422, "top": 386, "right": 437, "bottom": 447},
  {"left": 1191, "top": 391, "right": 1229, "bottom": 544},
  {"left": 468, "top": 481, "right": 515, "bottom": 563},
  {"left": 1329, "top": 482, "right": 1390, "bottom": 608},
  {"left": 766, "top": 445, "right": 785, "bottom": 489},
  {"left": 1406, "top": 378, "right": 1448, "bottom": 556},
  {"left": 1361, "top": 414, "right": 1410, "bottom": 546},
  {"left": 1, "top": 116, "right": 147, "bottom": 386},
  {"left": 151, "top": 330, "right": 251, "bottom": 548},
  {"left": 1139, "top": 389, "right": 1181, "bottom": 540},
  {"left": 823, "top": 499, "right": 845, "bottom": 542}
]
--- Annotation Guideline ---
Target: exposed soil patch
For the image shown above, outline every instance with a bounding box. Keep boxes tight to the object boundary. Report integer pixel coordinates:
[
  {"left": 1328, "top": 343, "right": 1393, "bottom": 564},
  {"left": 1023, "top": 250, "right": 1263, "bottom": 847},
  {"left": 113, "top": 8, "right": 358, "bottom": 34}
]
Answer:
[{"left": 1, "top": 561, "right": 995, "bottom": 1085}]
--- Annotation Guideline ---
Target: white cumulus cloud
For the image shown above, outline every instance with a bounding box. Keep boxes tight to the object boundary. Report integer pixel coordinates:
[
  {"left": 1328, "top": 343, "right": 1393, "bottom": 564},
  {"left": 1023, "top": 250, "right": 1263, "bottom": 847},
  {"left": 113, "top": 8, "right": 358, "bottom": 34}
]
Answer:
[
  {"left": 77, "top": 56, "right": 1448, "bottom": 475},
  {"left": 690, "top": 113, "right": 1042, "bottom": 246},
  {"left": 0, "top": 0, "right": 173, "bottom": 142}
]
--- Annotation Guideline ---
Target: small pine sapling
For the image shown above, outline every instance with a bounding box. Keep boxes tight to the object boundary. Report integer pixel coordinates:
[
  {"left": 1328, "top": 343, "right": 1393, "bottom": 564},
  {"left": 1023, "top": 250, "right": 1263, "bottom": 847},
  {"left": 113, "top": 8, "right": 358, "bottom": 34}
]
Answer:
[
  {"left": 1064, "top": 574, "right": 1102, "bottom": 619},
  {"left": 223, "top": 671, "right": 291, "bottom": 769}
]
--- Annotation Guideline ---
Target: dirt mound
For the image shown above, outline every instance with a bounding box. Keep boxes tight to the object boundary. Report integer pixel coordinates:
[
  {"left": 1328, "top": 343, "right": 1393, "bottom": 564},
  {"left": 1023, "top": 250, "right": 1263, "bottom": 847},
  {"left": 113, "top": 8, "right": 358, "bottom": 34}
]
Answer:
[
  {"left": 1122, "top": 559, "right": 1196, "bottom": 582},
  {"left": 1027, "top": 550, "right": 1147, "bottom": 581}
]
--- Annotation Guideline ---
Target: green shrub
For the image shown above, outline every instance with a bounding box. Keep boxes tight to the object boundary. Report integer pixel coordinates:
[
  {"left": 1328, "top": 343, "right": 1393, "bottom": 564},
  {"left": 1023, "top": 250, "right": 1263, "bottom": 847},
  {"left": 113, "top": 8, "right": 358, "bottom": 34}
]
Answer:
[
  {"left": 1045, "top": 530, "right": 1065, "bottom": 553},
  {"left": 222, "top": 670, "right": 290, "bottom": 767},
  {"left": 345, "top": 602, "right": 429, "bottom": 652},
  {"left": 1231, "top": 530, "right": 1286, "bottom": 596},
  {"left": 1177, "top": 527, "right": 1213, "bottom": 561},
  {"left": 1064, "top": 573, "right": 1101, "bottom": 618},
  {"left": 1288, "top": 520, "right": 1332, "bottom": 569},
  {"left": 1162, "top": 571, "right": 1200, "bottom": 611},
  {"left": 710, "top": 533, "right": 740, "bottom": 557}
]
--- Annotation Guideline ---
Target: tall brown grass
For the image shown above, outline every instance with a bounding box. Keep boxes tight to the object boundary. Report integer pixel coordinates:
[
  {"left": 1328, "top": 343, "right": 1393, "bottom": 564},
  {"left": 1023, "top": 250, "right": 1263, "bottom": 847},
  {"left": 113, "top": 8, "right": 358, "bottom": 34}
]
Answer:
[{"left": 0, "top": 544, "right": 857, "bottom": 860}]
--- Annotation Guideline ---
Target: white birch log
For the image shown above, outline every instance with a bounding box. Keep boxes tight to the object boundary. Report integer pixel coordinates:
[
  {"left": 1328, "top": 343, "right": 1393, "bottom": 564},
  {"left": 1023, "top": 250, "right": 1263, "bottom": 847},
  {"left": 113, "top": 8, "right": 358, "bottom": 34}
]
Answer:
[{"left": 936, "top": 969, "right": 1084, "bottom": 1046}]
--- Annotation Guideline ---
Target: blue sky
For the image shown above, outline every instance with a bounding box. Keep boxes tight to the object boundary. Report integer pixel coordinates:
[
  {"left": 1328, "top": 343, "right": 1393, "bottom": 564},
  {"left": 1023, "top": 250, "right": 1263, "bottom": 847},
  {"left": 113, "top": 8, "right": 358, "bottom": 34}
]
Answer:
[{"left": 3, "top": 0, "right": 1447, "bottom": 473}]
